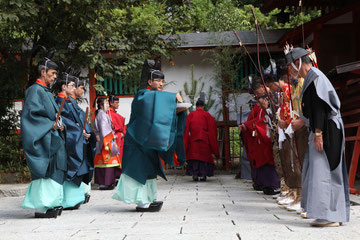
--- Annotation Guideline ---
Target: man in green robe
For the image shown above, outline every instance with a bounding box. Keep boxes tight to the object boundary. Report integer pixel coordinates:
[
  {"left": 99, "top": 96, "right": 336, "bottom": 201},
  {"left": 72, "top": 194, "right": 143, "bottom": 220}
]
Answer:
[
  {"left": 21, "top": 57, "right": 67, "bottom": 218},
  {"left": 112, "top": 59, "right": 187, "bottom": 212}
]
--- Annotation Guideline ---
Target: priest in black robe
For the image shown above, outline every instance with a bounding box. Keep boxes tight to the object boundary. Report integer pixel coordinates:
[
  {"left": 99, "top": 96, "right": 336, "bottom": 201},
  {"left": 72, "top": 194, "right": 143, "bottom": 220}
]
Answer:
[{"left": 285, "top": 47, "right": 350, "bottom": 227}]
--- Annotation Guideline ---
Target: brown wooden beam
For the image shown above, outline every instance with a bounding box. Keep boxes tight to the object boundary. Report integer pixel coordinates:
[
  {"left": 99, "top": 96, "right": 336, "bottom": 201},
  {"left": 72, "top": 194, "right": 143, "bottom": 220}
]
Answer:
[
  {"left": 342, "top": 95, "right": 360, "bottom": 106},
  {"left": 334, "top": 61, "right": 360, "bottom": 74},
  {"left": 217, "top": 121, "right": 238, "bottom": 127},
  {"left": 342, "top": 109, "right": 360, "bottom": 117},
  {"left": 344, "top": 122, "right": 360, "bottom": 129},
  {"left": 345, "top": 136, "right": 360, "bottom": 141}
]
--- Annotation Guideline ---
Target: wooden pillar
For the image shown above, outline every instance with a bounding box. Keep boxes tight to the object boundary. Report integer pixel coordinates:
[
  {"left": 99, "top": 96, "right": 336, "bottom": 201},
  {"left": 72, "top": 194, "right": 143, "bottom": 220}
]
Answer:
[
  {"left": 313, "top": 24, "right": 322, "bottom": 68},
  {"left": 353, "top": 8, "right": 360, "bottom": 61},
  {"left": 221, "top": 90, "right": 231, "bottom": 170},
  {"left": 348, "top": 124, "right": 360, "bottom": 194}
]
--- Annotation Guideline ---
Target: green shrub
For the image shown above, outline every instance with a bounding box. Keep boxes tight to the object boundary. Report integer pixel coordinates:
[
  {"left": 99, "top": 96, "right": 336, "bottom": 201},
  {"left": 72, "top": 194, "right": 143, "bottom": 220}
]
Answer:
[
  {"left": 0, "top": 134, "right": 27, "bottom": 173},
  {"left": 0, "top": 101, "right": 27, "bottom": 173}
]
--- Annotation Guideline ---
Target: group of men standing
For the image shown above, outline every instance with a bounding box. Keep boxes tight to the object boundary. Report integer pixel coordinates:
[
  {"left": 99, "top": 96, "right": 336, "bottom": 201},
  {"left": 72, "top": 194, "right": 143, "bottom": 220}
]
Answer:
[
  {"left": 240, "top": 46, "right": 350, "bottom": 227},
  {"left": 20, "top": 56, "right": 127, "bottom": 218},
  {"left": 20, "top": 49, "right": 349, "bottom": 227},
  {"left": 21, "top": 57, "right": 189, "bottom": 215}
]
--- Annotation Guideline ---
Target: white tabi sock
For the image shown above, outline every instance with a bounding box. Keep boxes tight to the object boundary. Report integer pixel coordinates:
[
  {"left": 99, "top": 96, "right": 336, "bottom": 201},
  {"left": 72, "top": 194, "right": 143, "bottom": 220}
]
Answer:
[
  {"left": 35, "top": 207, "right": 48, "bottom": 214},
  {"left": 137, "top": 203, "right": 150, "bottom": 208}
]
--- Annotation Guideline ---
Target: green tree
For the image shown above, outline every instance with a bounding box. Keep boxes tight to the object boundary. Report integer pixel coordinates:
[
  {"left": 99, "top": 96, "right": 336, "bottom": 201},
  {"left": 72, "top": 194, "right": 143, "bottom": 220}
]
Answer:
[
  {"left": 0, "top": 0, "right": 180, "bottom": 92},
  {"left": 0, "top": 0, "right": 177, "bottom": 169},
  {"left": 180, "top": 64, "right": 216, "bottom": 113},
  {"left": 0, "top": 0, "right": 322, "bottom": 171},
  {"left": 170, "top": 0, "right": 321, "bottom": 33},
  {"left": 182, "top": 64, "right": 205, "bottom": 111}
]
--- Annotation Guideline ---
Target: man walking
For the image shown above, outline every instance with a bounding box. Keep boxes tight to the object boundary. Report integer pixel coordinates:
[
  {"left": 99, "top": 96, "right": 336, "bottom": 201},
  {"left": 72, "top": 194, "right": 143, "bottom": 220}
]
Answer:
[
  {"left": 184, "top": 93, "right": 219, "bottom": 181},
  {"left": 21, "top": 57, "right": 66, "bottom": 218}
]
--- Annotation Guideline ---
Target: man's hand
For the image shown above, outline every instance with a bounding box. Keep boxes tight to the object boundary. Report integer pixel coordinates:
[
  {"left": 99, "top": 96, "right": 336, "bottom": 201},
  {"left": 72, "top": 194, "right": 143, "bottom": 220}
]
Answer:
[
  {"left": 176, "top": 93, "right": 183, "bottom": 103},
  {"left": 278, "top": 119, "right": 288, "bottom": 129},
  {"left": 314, "top": 135, "right": 323, "bottom": 151},
  {"left": 176, "top": 107, "right": 187, "bottom": 114},
  {"left": 52, "top": 122, "right": 64, "bottom": 131},
  {"left": 291, "top": 119, "right": 305, "bottom": 132},
  {"left": 83, "top": 130, "right": 90, "bottom": 140},
  {"left": 121, "top": 133, "right": 125, "bottom": 138}
]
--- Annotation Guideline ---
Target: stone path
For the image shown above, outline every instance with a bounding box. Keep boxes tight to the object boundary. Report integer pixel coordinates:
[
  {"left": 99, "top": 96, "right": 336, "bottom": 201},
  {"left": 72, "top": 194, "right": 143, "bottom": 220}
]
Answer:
[{"left": 0, "top": 174, "right": 360, "bottom": 240}]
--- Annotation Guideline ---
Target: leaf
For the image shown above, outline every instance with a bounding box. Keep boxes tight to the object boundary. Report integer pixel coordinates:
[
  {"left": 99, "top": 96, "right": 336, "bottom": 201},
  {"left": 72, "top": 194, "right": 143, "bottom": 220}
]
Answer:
[{"left": 96, "top": 75, "right": 104, "bottom": 81}]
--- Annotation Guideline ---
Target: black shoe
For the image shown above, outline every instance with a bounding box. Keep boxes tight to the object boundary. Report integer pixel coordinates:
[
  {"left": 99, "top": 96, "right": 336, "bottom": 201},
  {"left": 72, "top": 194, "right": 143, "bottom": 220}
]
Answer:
[
  {"left": 192, "top": 175, "right": 199, "bottom": 181},
  {"left": 253, "top": 183, "right": 263, "bottom": 191},
  {"left": 263, "top": 187, "right": 281, "bottom": 195},
  {"left": 83, "top": 194, "right": 91, "bottom": 204},
  {"left": 35, "top": 208, "right": 58, "bottom": 218},
  {"left": 54, "top": 206, "right": 63, "bottom": 216},
  {"left": 136, "top": 202, "right": 163, "bottom": 212},
  {"left": 136, "top": 207, "right": 149, "bottom": 212},
  {"left": 149, "top": 201, "right": 163, "bottom": 210},
  {"left": 64, "top": 203, "right": 81, "bottom": 210},
  {"left": 99, "top": 185, "right": 115, "bottom": 190},
  {"left": 200, "top": 176, "right": 207, "bottom": 181},
  {"left": 149, "top": 201, "right": 163, "bottom": 212}
]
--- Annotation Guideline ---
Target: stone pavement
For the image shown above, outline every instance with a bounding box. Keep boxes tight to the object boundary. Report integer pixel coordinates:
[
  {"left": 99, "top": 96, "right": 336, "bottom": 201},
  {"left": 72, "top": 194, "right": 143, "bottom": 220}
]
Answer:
[{"left": 0, "top": 174, "right": 360, "bottom": 240}]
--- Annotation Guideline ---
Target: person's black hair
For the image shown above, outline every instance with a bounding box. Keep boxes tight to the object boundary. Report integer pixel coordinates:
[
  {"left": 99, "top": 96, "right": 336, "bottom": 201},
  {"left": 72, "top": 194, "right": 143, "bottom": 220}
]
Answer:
[
  {"left": 95, "top": 98, "right": 106, "bottom": 117},
  {"left": 52, "top": 73, "right": 76, "bottom": 93},
  {"left": 109, "top": 95, "right": 119, "bottom": 103},
  {"left": 75, "top": 78, "right": 85, "bottom": 88},
  {"left": 264, "top": 73, "right": 277, "bottom": 84},
  {"left": 37, "top": 59, "right": 59, "bottom": 77},
  {"left": 276, "top": 58, "right": 287, "bottom": 77},
  {"left": 146, "top": 70, "right": 165, "bottom": 87},
  {"left": 196, "top": 99, "right": 205, "bottom": 107},
  {"left": 150, "top": 70, "right": 164, "bottom": 80},
  {"left": 250, "top": 76, "right": 263, "bottom": 91},
  {"left": 141, "top": 59, "right": 164, "bottom": 88}
]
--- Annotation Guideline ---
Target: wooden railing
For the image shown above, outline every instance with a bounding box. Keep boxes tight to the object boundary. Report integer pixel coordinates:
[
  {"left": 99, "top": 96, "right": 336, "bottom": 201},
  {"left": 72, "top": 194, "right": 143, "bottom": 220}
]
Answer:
[{"left": 343, "top": 114, "right": 360, "bottom": 194}]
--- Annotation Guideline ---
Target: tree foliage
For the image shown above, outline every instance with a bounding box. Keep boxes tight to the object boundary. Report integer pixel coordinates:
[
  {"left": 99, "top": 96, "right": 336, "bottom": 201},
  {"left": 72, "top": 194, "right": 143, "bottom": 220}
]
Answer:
[
  {"left": 180, "top": 65, "right": 216, "bottom": 114},
  {"left": 170, "top": 0, "right": 321, "bottom": 33},
  {"left": 0, "top": 0, "right": 321, "bottom": 97},
  {"left": 0, "top": 0, "right": 178, "bottom": 169},
  {"left": 0, "top": 0, "right": 322, "bottom": 129},
  {"left": 0, "top": 0, "right": 323, "bottom": 171},
  {"left": 0, "top": 0, "right": 178, "bottom": 90}
]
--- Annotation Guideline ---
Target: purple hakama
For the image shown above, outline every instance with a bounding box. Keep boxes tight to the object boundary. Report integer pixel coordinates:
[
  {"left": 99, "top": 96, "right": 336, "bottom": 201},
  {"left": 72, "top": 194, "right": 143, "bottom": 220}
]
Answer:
[
  {"left": 186, "top": 159, "right": 214, "bottom": 177},
  {"left": 251, "top": 164, "right": 280, "bottom": 189},
  {"left": 94, "top": 167, "right": 119, "bottom": 186}
]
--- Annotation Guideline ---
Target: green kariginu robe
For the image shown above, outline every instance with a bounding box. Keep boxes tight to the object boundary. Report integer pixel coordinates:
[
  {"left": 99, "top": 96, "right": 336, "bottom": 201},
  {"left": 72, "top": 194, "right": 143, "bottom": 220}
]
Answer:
[{"left": 21, "top": 82, "right": 67, "bottom": 184}]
